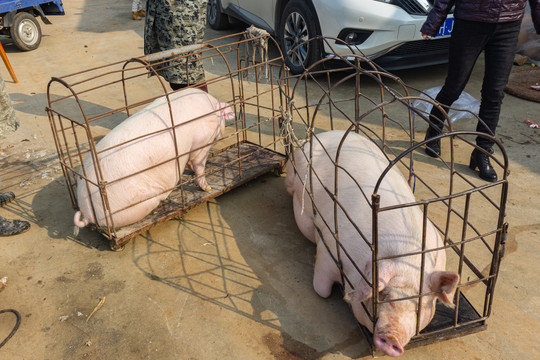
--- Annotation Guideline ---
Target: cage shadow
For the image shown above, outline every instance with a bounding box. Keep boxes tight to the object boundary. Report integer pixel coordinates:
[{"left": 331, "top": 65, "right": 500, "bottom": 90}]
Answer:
[{"left": 129, "top": 178, "right": 370, "bottom": 359}]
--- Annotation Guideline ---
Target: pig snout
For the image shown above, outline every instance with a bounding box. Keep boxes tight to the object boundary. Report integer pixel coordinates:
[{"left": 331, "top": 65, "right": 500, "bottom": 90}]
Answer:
[
  {"left": 374, "top": 333, "right": 404, "bottom": 357},
  {"left": 372, "top": 306, "right": 412, "bottom": 358}
]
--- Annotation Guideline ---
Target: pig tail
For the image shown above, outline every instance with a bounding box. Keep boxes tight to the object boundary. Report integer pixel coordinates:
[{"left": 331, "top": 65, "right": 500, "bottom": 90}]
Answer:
[{"left": 73, "top": 211, "right": 90, "bottom": 237}]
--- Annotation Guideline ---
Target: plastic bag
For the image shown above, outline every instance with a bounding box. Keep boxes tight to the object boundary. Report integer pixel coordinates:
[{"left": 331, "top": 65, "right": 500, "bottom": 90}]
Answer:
[
  {"left": 412, "top": 86, "right": 480, "bottom": 123},
  {"left": 516, "top": 11, "right": 540, "bottom": 65}
]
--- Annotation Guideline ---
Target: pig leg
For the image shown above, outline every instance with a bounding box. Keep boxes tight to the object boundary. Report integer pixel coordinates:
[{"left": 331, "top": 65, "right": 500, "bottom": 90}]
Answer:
[
  {"left": 313, "top": 243, "right": 341, "bottom": 298},
  {"left": 188, "top": 154, "right": 211, "bottom": 192}
]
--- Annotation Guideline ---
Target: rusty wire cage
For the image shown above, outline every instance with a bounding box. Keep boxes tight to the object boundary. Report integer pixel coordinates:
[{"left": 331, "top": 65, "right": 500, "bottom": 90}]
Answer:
[
  {"left": 46, "top": 29, "right": 289, "bottom": 250},
  {"left": 280, "top": 37, "right": 509, "bottom": 355}
]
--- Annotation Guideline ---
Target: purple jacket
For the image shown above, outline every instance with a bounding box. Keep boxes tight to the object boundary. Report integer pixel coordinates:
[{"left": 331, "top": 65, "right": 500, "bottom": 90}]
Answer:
[{"left": 421, "top": 0, "right": 540, "bottom": 36}]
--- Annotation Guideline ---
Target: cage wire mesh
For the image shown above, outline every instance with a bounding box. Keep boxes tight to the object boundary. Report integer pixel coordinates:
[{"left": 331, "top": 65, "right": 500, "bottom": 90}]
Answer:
[
  {"left": 46, "top": 30, "right": 289, "bottom": 250},
  {"left": 280, "top": 38, "right": 509, "bottom": 354},
  {"left": 45, "top": 27, "right": 510, "bottom": 355}
]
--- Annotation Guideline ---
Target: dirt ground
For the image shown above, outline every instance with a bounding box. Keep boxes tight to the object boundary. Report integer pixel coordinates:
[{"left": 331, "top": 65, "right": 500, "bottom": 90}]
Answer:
[{"left": 1, "top": 1, "right": 540, "bottom": 359}]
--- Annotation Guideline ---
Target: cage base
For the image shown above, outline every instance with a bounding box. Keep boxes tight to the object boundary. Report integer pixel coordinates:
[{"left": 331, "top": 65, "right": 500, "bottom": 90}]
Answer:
[
  {"left": 360, "top": 292, "right": 486, "bottom": 356},
  {"left": 96, "top": 142, "right": 285, "bottom": 250}
]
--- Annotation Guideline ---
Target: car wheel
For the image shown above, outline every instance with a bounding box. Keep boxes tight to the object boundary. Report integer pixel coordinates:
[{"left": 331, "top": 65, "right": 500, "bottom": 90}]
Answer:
[
  {"left": 207, "top": 0, "right": 230, "bottom": 30},
  {"left": 10, "top": 12, "right": 42, "bottom": 51},
  {"left": 278, "top": 0, "right": 320, "bottom": 74}
]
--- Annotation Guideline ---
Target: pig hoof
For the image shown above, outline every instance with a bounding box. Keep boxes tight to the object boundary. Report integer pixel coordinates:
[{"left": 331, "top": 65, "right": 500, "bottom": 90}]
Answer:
[{"left": 201, "top": 185, "right": 212, "bottom": 192}]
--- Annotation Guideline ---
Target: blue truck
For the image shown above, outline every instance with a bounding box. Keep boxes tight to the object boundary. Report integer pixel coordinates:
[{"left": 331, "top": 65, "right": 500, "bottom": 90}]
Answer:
[{"left": 0, "top": 0, "right": 64, "bottom": 51}]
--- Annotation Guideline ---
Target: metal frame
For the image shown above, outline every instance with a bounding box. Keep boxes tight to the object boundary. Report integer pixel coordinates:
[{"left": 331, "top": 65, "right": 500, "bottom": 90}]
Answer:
[
  {"left": 46, "top": 30, "right": 289, "bottom": 250},
  {"left": 281, "top": 39, "right": 509, "bottom": 354}
]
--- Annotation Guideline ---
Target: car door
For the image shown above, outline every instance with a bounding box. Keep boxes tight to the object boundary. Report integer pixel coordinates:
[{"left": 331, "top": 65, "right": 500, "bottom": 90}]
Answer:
[{"left": 236, "top": 0, "right": 275, "bottom": 31}]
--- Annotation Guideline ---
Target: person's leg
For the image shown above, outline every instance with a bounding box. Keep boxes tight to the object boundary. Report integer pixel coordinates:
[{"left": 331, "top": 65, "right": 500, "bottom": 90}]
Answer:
[
  {"left": 475, "top": 20, "right": 522, "bottom": 150},
  {"left": 167, "top": 2, "right": 207, "bottom": 90},
  {"left": 469, "top": 19, "right": 522, "bottom": 181},
  {"left": 143, "top": 1, "right": 158, "bottom": 56},
  {"left": 137, "top": 0, "right": 146, "bottom": 16},
  {"left": 424, "top": 19, "right": 489, "bottom": 157},
  {"left": 132, "top": 0, "right": 142, "bottom": 20}
]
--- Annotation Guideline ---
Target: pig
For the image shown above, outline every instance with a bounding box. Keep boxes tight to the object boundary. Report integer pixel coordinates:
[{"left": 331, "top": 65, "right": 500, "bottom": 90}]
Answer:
[
  {"left": 285, "top": 130, "right": 459, "bottom": 357},
  {"left": 74, "top": 88, "right": 235, "bottom": 229}
]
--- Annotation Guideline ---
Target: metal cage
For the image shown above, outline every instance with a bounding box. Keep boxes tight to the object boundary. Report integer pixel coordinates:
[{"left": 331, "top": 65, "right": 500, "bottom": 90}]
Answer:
[
  {"left": 280, "top": 39, "right": 509, "bottom": 355},
  {"left": 46, "top": 29, "right": 289, "bottom": 250}
]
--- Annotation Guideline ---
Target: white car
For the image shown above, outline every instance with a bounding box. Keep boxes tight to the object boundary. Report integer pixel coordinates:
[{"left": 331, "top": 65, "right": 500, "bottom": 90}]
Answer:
[{"left": 207, "top": 0, "right": 454, "bottom": 74}]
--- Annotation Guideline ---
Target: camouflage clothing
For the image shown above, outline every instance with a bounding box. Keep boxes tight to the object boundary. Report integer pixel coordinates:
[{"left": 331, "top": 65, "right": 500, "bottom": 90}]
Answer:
[
  {"left": 144, "top": 0, "right": 208, "bottom": 86},
  {"left": 0, "top": 192, "right": 30, "bottom": 236},
  {"left": 0, "top": 73, "right": 18, "bottom": 137}
]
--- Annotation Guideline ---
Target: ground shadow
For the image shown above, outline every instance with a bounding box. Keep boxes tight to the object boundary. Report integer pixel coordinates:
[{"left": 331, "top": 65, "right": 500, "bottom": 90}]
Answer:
[
  {"left": 128, "top": 174, "right": 370, "bottom": 359},
  {"left": 9, "top": 92, "right": 125, "bottom": 130},
  {"left": 29, "top": 173, "right": 110, "bottom": 250},
  {"left": 77, "top": 0, "right": 144, "bottom": 37}
]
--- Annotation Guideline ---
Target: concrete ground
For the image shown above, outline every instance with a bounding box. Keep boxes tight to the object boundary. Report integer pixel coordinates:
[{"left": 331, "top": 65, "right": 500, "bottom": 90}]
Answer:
[{"left": 1, "top": 1, "right": 539, "bottom": 359}]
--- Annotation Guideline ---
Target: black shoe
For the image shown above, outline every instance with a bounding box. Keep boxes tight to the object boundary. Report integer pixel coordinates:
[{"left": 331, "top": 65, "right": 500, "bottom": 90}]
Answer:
[
  {"left": 424, "top": 127, "right": 441, "bottom": 158},
  {"left": 0, "top": 216, "right": 30, "bottom": 237},
  {"left": 469, "top": 148, "right": 497, "bottom": 182},
  {"left": 0, "top": 192, "right": 15, "bottom": 207}
]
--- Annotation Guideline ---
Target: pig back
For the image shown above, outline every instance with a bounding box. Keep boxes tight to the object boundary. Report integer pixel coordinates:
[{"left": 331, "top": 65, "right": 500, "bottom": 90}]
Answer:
[
  {"left": 291, "top": 130, "right": 440, "bottom": 277},
  {"left": 76, "top": 89, "right": 224, "bottom": 228}
]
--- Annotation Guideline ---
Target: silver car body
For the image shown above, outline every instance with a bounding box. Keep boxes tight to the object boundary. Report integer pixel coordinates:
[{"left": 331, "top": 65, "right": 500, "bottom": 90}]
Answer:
[{"left": 215, "top": 0, "right": 453, "bottom": 70}]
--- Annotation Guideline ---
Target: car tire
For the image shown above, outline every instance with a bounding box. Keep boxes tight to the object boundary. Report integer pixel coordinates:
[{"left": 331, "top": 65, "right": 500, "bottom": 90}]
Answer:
[
  {"left": 10, "top": 12, "right": 42, "bottom": 51},
  {"left": 278, "top": 0, "right": 320, "bottom": 75},
  {"left": 207, "top": 0, "right": 231, "bottom": 30}
]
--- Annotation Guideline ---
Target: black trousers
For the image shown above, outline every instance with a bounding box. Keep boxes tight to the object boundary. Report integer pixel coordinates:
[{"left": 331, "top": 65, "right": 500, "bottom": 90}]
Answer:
[{"left": 429, "top": 18, "right": 522, "bottom": 150}]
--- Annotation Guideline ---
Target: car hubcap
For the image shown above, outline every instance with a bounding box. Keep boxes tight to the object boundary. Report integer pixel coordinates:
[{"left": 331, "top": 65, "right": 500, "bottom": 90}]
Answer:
[
  {"left": 283, "top": 12, "right": 309, "bottom": 67},
  {"left": 208, "top": 0, "right": 217, "bottom": 23},
  {"left": 19, "top": 19, "right": 38, "bottom": 46}
]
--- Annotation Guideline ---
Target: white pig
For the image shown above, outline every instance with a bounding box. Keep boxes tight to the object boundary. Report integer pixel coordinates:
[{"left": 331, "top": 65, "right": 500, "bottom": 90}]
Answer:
[
  {"left": 285, "top": 130, "right": 459, "bottom": 357},
  {"left": 74, "top": 88, "right": 234, "bottom": 229}
]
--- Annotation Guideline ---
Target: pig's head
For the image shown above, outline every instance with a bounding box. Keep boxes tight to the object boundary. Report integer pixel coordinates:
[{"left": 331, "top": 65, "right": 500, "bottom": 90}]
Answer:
[{"left": 345, "top": 267, "right": 459, "bottom": 357}]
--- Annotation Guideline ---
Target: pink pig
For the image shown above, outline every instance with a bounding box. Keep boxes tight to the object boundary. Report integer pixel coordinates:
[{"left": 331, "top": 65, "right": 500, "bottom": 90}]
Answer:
[
  {"left": 286, "top": 130, "right": 459, "bottom": 357},
  {"left": 74, "top": 88, "right": 234, "bottom": 229}
]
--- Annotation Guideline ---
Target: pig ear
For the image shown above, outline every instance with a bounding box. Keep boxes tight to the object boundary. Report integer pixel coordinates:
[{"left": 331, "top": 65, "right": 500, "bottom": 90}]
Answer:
[
  {"left": 218, "top": 102, "right": 235, "bottom": 120},
  {"left": 344, "top": 287, "right": 371, "bottom": 303},
  {"left": 344, "top": 280, "right": 387, "bottom": 303},
  {"left": 429, "top": 271, "right": 460, "bottom": 306},
  {"left": 345, "top": 262, "right": 393, "bottom": 303}
]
